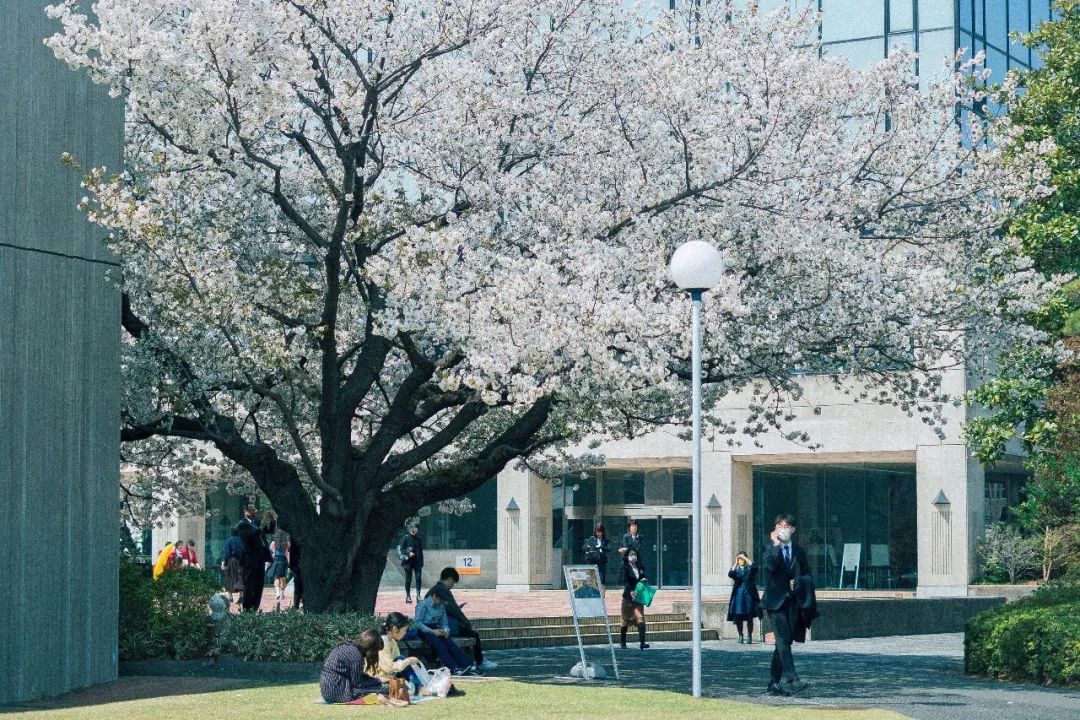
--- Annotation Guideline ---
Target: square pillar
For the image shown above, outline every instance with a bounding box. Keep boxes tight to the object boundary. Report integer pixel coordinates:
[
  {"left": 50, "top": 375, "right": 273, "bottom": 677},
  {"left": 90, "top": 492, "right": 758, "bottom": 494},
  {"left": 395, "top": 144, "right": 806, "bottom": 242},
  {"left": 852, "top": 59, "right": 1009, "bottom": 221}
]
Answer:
[
  {"left": 916, "top": 444, "right": 978, "bottom": 597},
  {"left": 496, "top": 466, "right": 553, "bottom": 591},
  {"left": 700, "top": 452, "right": 753, "bottom": 595}
]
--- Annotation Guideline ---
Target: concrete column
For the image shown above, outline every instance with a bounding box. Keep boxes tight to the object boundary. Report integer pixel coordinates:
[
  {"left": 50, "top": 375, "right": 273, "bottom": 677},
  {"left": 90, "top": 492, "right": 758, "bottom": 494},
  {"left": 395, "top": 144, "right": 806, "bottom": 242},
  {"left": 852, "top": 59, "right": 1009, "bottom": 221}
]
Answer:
[
  {"left": 496, "top": 466, "right": 554, "bottom": 591},
  {"left": 916, "top": 444, "right": 976, "bottom": 597},
  {"left": 700, "top": 452, "right": 753, "bottom": 595}
]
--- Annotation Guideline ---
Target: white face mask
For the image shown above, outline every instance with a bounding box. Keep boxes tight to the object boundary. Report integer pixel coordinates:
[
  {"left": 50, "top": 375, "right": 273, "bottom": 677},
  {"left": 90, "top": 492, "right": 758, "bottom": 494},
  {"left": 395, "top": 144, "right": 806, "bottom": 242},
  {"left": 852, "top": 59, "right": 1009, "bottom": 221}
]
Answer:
[
  {"left": 627, "top": 554, "right": 638, "bottom": 564},
  {"left": 776, "top": 527, "right": 794, "bottom": 543}
]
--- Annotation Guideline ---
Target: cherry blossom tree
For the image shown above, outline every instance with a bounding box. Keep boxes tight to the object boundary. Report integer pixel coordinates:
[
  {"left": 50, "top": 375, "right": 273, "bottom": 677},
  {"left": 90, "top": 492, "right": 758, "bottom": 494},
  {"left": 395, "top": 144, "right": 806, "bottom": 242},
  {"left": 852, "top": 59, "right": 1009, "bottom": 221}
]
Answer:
[{"left": 47, "top": 0, "right": 1056, "bottom": 611}]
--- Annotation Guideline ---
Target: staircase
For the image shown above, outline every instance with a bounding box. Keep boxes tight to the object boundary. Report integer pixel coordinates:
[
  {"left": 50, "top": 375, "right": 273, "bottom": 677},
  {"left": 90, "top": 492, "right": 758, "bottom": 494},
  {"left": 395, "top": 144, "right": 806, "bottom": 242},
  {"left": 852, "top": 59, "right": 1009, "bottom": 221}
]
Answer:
[{"left": 471, "top": 612, "right": 719, "bottom": 650}]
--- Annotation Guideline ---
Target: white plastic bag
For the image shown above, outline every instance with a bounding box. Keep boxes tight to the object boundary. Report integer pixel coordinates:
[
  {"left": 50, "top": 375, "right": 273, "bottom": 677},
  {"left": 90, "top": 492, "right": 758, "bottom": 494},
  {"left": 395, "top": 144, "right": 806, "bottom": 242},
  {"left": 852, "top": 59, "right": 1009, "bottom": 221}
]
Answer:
[{"left": 427, "top": 667, "right": 454, "bottom": 697}]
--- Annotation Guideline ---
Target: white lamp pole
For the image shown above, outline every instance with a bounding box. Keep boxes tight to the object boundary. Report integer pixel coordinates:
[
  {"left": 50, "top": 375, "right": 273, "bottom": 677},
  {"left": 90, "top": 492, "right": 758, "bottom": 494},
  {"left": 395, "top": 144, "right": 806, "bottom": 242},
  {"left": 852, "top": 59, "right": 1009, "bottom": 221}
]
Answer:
[{"left": 669, "top": 240, "right": 723, "bottom": 699}]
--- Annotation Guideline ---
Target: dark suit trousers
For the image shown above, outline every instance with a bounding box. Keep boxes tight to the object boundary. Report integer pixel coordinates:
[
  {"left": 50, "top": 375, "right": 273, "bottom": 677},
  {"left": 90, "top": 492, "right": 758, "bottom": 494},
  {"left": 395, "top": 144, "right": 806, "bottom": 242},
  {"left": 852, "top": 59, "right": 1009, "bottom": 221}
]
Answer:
[
  {"left": 241, "top": 563, "right": 265, "bottom": 612},
  {"left": 768, "top": 599, "right": 799, "bottom": 683}
]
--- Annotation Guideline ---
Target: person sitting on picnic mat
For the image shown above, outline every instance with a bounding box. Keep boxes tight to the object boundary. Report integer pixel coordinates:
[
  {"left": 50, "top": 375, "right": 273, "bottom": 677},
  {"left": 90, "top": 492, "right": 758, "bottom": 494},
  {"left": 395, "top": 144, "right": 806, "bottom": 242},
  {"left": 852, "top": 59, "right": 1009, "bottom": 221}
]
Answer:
[
  {"left": 413, "top": 590, "right": 480, "bottom": 676},
  {"left": 379, "top": 612, "right": 428, "bottom": 693},
  {"left": 619, "top": 549, "right": 650, "bottom": 650},
  {"left": 320, "top": 628, "right": 407, "bottom": 706}
]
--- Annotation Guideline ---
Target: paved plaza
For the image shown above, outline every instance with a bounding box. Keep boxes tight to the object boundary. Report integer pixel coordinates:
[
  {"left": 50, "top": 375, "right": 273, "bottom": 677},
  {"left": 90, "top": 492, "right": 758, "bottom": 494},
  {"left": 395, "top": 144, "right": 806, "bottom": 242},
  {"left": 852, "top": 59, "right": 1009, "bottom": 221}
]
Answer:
[{"left": 485, "top": 634, "right": 1080, "bottom": 720}]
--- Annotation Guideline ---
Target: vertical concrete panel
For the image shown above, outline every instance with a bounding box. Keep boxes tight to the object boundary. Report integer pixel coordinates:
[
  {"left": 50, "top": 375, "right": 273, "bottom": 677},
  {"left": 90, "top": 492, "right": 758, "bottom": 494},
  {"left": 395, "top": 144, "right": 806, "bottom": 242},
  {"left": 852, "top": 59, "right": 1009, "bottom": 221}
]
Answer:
[
  {"left": 916, "top": 444, "right": 972, "bottom": 596},
  {"left": 0, "top": 0, "right": 122, "bottom": 704}
]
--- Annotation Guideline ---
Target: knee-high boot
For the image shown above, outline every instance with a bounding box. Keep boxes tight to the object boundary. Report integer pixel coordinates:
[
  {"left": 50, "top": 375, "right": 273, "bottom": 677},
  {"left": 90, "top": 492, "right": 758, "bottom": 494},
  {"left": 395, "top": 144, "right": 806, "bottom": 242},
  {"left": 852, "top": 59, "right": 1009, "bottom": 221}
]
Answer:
[
  {"left": 638, "top": 622, "right": 649, "bottom": 649},
  {"left": 620, "top": 626, "right": 628, "bottom": 649}
]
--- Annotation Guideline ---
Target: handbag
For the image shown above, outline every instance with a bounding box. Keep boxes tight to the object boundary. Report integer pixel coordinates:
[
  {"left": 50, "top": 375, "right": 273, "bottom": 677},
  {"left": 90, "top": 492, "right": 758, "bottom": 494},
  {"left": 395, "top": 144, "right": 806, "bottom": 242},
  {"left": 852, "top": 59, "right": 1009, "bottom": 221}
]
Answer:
[
  {"left": 634, "top": 580, "right": 656, "bottom": 607},
  {"left": 387, "top": 677, "right": 411, "bottom": 704}
]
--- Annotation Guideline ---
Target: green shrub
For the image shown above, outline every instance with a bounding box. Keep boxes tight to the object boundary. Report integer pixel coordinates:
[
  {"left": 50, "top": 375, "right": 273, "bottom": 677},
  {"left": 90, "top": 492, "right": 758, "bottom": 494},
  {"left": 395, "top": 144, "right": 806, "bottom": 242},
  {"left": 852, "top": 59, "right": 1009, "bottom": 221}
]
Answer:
[
  {"left": 119, "top": 560, "right": 220, "bottom": 660},
  {"left": 966, "top": 578, "right": 1080, "bottom": 685},
  {"left": 217, "top": 610, "right": 379, "bottom": 662}
]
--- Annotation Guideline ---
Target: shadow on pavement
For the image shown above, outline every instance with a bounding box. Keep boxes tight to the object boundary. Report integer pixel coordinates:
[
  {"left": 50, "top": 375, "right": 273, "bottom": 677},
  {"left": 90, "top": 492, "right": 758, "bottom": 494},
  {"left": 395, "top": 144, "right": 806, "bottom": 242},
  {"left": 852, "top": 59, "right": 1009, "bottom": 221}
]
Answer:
[{"left": 0, "top": 677, "right": 273, "bottom": 713}]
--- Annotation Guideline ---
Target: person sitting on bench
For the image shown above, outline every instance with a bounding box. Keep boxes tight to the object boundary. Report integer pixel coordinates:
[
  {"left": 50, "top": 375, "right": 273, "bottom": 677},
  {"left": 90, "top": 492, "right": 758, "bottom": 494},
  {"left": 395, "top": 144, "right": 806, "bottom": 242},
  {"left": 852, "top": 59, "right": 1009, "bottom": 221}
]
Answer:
[
  {"left": 426, "top": 567, "right": 497, "bottom": 671},
  {"left": 413, "top": 590, "right": 478, "bottom": 676}
]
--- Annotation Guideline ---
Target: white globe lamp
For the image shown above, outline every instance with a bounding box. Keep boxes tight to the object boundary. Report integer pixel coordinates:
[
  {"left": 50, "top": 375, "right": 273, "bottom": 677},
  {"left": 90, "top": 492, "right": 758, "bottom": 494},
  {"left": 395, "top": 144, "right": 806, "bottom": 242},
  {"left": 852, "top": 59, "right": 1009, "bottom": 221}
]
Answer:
[{"left": 669, "top": 240, "right": 723, "bottom": 291}]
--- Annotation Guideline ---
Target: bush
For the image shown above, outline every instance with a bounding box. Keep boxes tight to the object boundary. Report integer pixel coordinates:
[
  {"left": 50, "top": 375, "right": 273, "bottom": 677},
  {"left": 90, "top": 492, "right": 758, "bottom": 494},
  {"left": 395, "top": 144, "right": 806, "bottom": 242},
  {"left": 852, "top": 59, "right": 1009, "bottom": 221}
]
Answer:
[
  {"left": 966, "top": 578, "right": 1080, "bottom": 686},
  {"left": 217, "top": 610, "right": 379, "bottom": 662},
  {"left": 978, "top": 523, "right": 1042, "bottom": 583},
  {"left": 119, "top": 560, "right": 221, "bottom": 660}
]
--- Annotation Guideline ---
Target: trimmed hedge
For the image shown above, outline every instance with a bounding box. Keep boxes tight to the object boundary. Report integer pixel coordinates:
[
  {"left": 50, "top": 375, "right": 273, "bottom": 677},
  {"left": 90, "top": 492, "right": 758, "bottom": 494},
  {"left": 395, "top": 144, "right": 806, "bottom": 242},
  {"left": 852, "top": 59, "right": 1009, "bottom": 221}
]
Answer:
[
  {"left": 966, "top": 580, "right": 1080, "bottom": 686},
  {"left": 217, "top": 610, "right": 379, "bottom": 662},
  {"left": 119, "top": 561, "right": 221, "bottom": 660}
]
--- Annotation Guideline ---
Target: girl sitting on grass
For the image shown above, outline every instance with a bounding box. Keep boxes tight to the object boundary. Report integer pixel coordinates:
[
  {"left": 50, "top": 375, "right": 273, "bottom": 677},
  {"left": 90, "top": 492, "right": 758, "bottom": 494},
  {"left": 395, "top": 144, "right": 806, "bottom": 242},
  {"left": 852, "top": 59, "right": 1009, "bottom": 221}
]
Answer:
[{"left": 320, "top": 628, "right": 407, "bottom": 706}]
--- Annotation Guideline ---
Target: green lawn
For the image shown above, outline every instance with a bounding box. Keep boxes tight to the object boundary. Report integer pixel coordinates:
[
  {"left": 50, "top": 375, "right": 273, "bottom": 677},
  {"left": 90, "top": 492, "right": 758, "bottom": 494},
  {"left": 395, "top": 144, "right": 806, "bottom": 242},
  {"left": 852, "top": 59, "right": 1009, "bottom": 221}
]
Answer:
[{"left": 4, "top": 677, "right": 910, "bottom": 720}]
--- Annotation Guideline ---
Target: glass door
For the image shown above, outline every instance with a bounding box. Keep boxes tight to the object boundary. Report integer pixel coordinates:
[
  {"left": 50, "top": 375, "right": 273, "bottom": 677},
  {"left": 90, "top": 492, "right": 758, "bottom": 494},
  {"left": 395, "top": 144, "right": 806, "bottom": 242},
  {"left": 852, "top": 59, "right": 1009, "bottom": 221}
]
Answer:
[{"left": 659, "top": 517, "right": 691, "bottom": 588}]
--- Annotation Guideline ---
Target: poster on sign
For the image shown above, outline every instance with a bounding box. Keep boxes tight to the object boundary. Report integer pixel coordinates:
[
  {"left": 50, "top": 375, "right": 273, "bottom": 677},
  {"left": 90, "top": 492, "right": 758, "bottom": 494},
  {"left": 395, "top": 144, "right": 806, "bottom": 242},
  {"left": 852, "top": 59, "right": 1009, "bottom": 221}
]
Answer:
[
  {"left": 562, "top": 565, "right": 619, "bottom": 680},
  {"left": 839, "top": 543, "right": 862, "bottom": 589}
]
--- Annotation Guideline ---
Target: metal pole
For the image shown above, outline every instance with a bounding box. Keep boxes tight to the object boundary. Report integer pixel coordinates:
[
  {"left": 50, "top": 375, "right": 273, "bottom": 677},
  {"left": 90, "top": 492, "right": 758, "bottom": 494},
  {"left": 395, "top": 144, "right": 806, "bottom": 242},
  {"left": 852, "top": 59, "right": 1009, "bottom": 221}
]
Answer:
[{"left": 690, "top": 289, "right": 703, "bottom": 698}]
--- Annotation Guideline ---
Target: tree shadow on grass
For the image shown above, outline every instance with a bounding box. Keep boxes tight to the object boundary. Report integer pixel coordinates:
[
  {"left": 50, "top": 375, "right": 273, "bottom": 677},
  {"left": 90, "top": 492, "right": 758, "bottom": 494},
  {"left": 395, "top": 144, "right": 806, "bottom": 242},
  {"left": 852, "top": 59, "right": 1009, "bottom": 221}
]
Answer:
[{"left": 0, "top": 677, "right": 273, "bottom": 713}]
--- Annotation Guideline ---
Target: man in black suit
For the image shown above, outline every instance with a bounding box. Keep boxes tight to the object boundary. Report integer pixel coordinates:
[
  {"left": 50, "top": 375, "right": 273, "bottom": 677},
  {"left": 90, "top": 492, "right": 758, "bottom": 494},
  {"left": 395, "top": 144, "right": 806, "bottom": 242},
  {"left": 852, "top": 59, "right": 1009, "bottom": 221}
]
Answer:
[
  {"left": 761, "top": 513, "right": 809, "bottom": 696},
  {"left": 236, "top": 505, "right": 275, "bottom": 612}
]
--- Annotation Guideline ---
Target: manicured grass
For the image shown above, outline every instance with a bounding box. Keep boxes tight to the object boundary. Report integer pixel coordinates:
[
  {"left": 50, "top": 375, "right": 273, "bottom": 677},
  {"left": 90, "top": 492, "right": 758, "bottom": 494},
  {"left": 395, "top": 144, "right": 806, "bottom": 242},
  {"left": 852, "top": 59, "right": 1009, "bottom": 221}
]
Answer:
[{"left": 5, "top": 677, "right": 909, "bottom": 720}]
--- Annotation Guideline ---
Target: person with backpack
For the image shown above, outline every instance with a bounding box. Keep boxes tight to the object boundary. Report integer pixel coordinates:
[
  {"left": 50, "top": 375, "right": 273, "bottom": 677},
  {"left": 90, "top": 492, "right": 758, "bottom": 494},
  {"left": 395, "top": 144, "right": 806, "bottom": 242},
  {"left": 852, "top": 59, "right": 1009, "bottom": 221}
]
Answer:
[
  {"left": 582, "top": 522, "right": 611, "bottom": 586},
  {"left": 398, "top": 525, "right": 424, "bottom": 604}
]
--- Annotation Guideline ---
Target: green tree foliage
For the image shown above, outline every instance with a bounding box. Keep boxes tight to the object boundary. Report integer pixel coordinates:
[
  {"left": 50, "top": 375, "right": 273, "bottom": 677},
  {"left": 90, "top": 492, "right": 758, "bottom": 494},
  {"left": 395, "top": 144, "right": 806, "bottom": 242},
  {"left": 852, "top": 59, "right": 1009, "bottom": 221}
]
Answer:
[{"left": 966, "top": 3, "right": 1080, "bottom": 564}]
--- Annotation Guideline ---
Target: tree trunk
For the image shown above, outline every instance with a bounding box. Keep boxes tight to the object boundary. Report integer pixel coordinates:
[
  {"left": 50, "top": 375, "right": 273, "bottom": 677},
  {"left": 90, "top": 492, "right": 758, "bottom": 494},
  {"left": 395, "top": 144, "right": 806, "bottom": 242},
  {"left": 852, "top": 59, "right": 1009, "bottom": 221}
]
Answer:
[{"left": 299, "top": 525, "right": 393, "bottom": 614}]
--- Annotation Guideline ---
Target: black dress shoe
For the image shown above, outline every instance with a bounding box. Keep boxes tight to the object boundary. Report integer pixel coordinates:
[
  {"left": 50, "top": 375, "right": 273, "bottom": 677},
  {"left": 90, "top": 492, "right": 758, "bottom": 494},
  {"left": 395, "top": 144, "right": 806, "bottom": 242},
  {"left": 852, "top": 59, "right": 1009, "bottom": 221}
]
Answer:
[
  {"left": 781, "top": 679, "right": 808, "bottom": 695},
  {"left": 766, "top": 682, "right": 790, "bottom": 696}
]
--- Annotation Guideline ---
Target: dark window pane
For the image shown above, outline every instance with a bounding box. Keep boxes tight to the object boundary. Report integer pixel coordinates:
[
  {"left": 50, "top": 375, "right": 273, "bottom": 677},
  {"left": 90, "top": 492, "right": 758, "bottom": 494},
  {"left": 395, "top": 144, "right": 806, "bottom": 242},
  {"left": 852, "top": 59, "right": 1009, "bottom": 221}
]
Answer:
[
  {"left": 673, "top": 469, "right": 692, "bottom": 504},
  {"left": 603, "top": 469, "right": 645, "bottom": 505},
  {"left": 417, "top": 479, "right": 498, "bottom": 550},
  {"left": 567, "top": 471, "right": 597, "bottom": 507}
]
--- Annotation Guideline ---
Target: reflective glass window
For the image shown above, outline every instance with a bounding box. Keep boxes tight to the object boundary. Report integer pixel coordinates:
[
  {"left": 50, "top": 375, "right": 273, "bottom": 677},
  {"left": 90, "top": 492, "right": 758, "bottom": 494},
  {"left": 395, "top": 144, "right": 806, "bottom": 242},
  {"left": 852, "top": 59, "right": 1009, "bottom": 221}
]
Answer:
[
  {"left": 921, "top": 0, "right": 957, "bottom": 29},
  {"left": 985, "top": 1, "right": 1008, "bottom": 49},
  {"left": 958, "top": 0, "right": 975, "bottom": 32},
  {"left": 567, "top": 470, "right": 597, "bottom": 507},
  {"left": 603, "top": 469, "right": 646, "bottom": 505},
  {"left": 826, "top": 38, "right": 886, "bottom": 69},
  {"left": 1032, "top": 2, "right": 1051, "bottom": 29},
  {"left": 919, "top": 29, "right": 957, "bottom": 88},
  {"left": 821, "top": 0, "right": 885, "bottom": 42},
  {"left": 673, "top": 469, "right": 692, "bottom": 504},
  {"left": 889, "top": 0, "right": 914, "bottom": 32}
]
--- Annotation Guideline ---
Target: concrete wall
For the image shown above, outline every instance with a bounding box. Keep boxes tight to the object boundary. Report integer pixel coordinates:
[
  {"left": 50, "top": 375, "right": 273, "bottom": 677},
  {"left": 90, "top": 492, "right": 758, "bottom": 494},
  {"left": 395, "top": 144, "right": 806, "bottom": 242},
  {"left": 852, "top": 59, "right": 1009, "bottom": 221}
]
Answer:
[{"left": 0, "top": 0, "right": 123, "bottom": 704}]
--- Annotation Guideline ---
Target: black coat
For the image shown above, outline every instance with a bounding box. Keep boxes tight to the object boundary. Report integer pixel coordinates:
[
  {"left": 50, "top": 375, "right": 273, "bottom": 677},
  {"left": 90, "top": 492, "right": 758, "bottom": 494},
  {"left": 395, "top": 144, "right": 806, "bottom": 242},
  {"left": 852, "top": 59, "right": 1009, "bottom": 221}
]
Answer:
[
  {"left": 235, "top": 517, "right": 275, "bottom": 567},
  {"left": 620, "top": 532, "right": 645, "bottom": 556},
  {"left": 725, "top": 563, "right": 761, "bottom": 621},
  {"left": 620, "top": 558, "right": 648, "bottom": 599},
  {"left": 760, "top": 542, "right": 808, "bottom": 611},
  {"left": 399, "top": 532, "right": 424, "bottom": 569},
  {"left": 792, "top": 574, "right": 820, "bottom": 643},
  {"left": 582, "top": 536, "right": 610, "bottom": 565}
]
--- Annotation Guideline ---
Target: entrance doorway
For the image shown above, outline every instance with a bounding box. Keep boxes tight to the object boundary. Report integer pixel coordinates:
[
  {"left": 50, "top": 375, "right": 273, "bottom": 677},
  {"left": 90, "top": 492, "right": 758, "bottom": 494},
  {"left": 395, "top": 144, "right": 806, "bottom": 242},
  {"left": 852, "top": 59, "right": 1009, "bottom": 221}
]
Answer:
[{"left": 624, "top": 517, "right": 690, "bottom": 588}]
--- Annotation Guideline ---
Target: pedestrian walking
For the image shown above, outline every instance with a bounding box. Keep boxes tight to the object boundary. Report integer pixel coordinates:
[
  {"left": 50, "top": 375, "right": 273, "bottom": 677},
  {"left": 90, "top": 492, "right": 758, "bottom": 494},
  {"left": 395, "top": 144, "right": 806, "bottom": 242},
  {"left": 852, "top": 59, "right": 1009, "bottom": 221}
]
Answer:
[
  {"left": 271, "top": 530, "right": 289, "bottom": 601},
  {"left": 582, "top": 522, "right": 611, "bottom": 586},
  {"left": 220, "top": 527, "right": 244, "bottom": 605},
  {"left": 762, "top": 514, "right": 809, "bottom": 696},
  {"left": 398, "top": 524, "right": 424, "bottom": 604},
  {"left": 619, "top": 549, "right": 649, "bottom": 649},
  {"left": 236, "top": 505, "right": 275, "bottom": 612},
  {"left": 618, "top": 518, "right": 645, "bottom": 558},
  {"left": 727, "top": 550, "right": 760, "bottom": 644}
]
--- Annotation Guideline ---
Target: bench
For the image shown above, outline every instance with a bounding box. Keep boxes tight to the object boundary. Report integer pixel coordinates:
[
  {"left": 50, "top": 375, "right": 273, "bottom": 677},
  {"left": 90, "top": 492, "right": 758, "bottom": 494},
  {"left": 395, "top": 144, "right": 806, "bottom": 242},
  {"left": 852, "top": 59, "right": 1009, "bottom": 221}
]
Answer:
[{"left": 399, "top": 635, "right": 477, "bottom": 668}]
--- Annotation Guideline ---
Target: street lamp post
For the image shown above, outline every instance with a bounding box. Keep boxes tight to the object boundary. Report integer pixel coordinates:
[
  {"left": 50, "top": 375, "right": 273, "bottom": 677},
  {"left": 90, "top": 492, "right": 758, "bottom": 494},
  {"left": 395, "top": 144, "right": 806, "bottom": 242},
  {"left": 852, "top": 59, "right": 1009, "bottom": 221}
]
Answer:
[{"left": 669, "top": 241, "right": 724, "bottom": 699}]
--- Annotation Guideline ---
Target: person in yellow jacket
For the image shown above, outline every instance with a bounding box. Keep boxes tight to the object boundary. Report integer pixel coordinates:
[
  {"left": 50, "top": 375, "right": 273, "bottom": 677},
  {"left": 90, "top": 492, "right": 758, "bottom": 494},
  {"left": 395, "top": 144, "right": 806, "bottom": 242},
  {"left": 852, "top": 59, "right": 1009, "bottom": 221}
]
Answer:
[
  {"left": 153, "top": 542, "right": 176, "bottom": 579},
  {"left": 378, "top": 613, "right": 425, "bottom": 694}
]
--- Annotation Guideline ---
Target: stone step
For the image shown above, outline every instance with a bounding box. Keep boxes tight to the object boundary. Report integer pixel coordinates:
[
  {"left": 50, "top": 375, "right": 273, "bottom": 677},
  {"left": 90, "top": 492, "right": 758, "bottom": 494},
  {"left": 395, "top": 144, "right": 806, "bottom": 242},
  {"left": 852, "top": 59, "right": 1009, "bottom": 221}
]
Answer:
[
  {"left": 476, "top": 620, "right": 698, "bottom": 641},
  {"left": 470, "top": 613, "right": 688, "bottom": 630},
  {"left": 482, "top": 627, "right": 720, "bottom": 650}
]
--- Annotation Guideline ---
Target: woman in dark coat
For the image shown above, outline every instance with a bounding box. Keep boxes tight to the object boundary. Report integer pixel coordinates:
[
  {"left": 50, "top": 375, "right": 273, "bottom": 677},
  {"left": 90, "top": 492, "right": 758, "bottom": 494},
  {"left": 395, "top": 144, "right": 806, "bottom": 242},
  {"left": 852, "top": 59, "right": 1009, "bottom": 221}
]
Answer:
[
  {"left": 619, "top": 549, "right": 650, "bottom": 649},
  {"left": 582, "top": 522, "right": 612, "bottom": 585},
  {"left": 727, "top": 550, "right": 761, "bottom": 644}
]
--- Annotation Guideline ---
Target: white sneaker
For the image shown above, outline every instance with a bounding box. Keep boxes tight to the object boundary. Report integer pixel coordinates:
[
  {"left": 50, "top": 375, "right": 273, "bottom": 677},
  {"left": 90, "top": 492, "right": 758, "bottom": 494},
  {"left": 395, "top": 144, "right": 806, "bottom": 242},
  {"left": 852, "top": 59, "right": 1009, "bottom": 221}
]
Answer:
[{"left": 478, "top": 659, "right": 498, "bottom": 671}]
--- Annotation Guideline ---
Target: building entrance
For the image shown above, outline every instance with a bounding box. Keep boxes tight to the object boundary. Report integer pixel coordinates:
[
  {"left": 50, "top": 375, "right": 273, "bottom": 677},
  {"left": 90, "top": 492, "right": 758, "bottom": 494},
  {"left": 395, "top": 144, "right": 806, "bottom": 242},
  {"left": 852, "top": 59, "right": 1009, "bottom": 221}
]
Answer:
[{"left": 617, "top": 517, "right": 690, "bottom": 589}]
